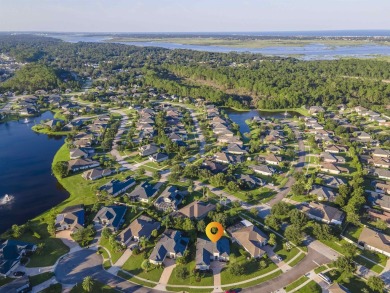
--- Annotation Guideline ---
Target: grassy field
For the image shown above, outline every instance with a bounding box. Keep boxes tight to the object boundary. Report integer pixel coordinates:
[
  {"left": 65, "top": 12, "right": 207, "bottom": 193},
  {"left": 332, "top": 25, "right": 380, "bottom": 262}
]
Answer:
[
  {"left": 273, "top": 243, "right": 300, "bottom": 263},
  {"left": 121, "top": 245, "right": 164, "bottom": 283},
  {"left": 31, "top": 125, "right": 71, "bottom": 136},
  {"left": 99, "top": 237, "right": 125, "bottom": 264},
  {"left": 285, "top": 276, "right": 309, "bottom": 292},
  {"left": 296, "top": 280, "right": 321, "bottom": 293},
  {"left": 166, "top": 286, "right": 213, "bottom": 293},
  {"left": 325, "top": 270, "right": 375, "bottom": 293},
  {"left": 106, "top": 37, "right": 388, "bottom": 49},
  {"left": 117, "top": 270, "right": 157, "bottom": 288},
  {"left": 0, "top": 277, "right": 13, "bottom": 286},
  {"left": 29, "top": 272, "right": 54, "bottom": 287},
  {"left": 220, "top": 243, "right": 280, "bottom": 285},
  {"left": 40, "top": 283, "right": 62, "bottom": 293},
  {"left": 168, "top": 261, "right": 214, "bottom": 286}
]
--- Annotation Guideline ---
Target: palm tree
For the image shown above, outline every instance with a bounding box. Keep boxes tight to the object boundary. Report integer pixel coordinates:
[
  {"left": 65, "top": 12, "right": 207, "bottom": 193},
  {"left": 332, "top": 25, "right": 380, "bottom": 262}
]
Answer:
[{"left": 82, "top": 276, "right": 94, "bottom": 292}]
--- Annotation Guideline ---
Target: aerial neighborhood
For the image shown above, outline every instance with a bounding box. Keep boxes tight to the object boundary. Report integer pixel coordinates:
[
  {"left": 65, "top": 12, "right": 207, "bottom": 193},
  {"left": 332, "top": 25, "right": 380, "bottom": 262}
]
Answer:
[{"left": 0, "top": 36, "right": 390, "bottom": 293}]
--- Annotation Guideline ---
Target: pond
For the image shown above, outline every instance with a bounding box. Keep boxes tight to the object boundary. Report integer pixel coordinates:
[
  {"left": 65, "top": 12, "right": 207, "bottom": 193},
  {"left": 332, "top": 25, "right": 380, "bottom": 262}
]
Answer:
[
  {"left": 0, "top": 111, "right": 69, "bottom": 233},
  {"left": 224, "top": 109, "right": 301, "bottom": 134}
]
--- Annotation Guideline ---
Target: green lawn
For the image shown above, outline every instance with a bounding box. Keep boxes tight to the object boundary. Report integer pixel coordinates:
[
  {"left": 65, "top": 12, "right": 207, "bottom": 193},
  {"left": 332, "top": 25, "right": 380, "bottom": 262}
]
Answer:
[
  {"left": 99, "top": 237, "right": 125, "bottom": 263},
  {"left": 40, "top": 283, "right": 62, "bottom": 293},
  {"left": 273, "top": 242, "right": 300, "bottom": 263},
  {"left": 31, "top": 125, "right": 71, "bottom": 136},
  {"left": 0, "top": 277, "right": 13, "bottom": 286},
  {"left": 168, "top": 261, "right": 213, "bottom": 286},
  {"left": 344, "top": 225, "right": 363, "bottom": 242},
  {"left": 121, "top": 245, "right": 164, "bottom": 283},
  {"left": 325, "top": 270, "right": 375, "bottom": 293},
  {"left": 117, "top": 270, "right": 156, "bottom": 288},
  {"left": 166, "top": 286, "right": 212, "bottom": 293},
  {"left": 285, "top": 276, "right": 309, "bottom": 292},
  {"left": 222, "top": 270, "right": 282, "bottom": 290},
  {"left": 70, "top": 281, "right": 117, "bottom": 292},
  {"left": 296, "top": 280, "right": 321, "bottom": 293},
  {"left": 29, "top": 272, "right": 54, "bottom": 287},
  {"left": 314, "top": 265, "right": 327, "bottom": 274},
  {"left": 288, "top": 252, "right": 306, "bottom": 267},
  {"left": 220, "top": 243, "right": 280, "bottom": 285}
]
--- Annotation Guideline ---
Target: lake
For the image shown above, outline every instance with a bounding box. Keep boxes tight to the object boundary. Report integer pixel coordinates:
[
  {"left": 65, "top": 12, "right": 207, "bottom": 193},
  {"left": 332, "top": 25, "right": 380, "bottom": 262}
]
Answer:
[
  {"left": 225, "top": 109, "right": 301, "bottom": 134},
  {"left": 0, "top": 111, "right": 69, "bottom": 234}
]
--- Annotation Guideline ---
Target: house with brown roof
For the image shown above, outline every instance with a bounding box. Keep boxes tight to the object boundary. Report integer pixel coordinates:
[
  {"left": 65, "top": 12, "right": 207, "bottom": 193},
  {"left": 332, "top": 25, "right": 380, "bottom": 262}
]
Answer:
[
  {"left": 68, "top": 158, "right": 99, "bottom": 172},
  {"left": 324, "top": 145, "right": 348, "bottom": 154},
  {"left": 358, "top": 227, "right": 390, "bottom": 257},
  {"left": 251, "top": 164, "right": 274, "bottom": 176},
  {"left": 300, "top": 202, "right": 344, "bottom": 225},
  {"left": 118, "top": 216, "right": 161, "bottom": 246},
  {"left": 176, "top": 201, "right": 216, "bottom": 220},
  {"left": 228, "top": 220, "right": 268, "bottom": 258},
  {"left": 55, "top": 205, "right": 85, "bottom": 233}
]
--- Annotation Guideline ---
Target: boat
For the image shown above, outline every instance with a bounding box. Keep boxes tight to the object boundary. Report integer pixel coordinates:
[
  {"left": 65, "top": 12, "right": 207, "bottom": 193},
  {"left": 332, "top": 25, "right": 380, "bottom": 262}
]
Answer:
[{"left": 1, "top": 194, "right": 13, "bottom": 204}]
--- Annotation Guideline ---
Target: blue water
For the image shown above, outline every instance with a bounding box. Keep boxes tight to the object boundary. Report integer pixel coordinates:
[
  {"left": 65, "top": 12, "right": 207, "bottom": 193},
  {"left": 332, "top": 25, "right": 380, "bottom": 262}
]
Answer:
[
  {"left": 0, "top": 111, "right": 69, "bottom": 233},
  {"left": 225, "top": 109, "right": 301, "bottom": 134},
  {"left": 45, "top": 31, "right": 390, "bottom": 60}
]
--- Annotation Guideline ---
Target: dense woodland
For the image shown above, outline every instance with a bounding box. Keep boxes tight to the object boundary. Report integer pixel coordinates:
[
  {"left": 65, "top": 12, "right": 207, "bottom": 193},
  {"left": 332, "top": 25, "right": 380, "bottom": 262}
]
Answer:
[{"left": 0, "top": 35, "right": 389, "bottom": 110}]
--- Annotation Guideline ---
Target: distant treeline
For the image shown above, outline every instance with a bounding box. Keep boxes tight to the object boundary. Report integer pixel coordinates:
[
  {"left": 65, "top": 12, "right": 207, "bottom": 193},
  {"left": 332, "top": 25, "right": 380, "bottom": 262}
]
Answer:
[{"left": 0, "top": 34, "right": 389, "bottom": 111}]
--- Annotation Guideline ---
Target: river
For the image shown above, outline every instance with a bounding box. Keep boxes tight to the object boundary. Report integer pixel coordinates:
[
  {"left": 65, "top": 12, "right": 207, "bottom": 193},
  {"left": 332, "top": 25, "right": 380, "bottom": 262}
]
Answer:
[
  {"left": 46, "top": 33, "right": 390, "bottom": 60},
  {"left": 0, "top": 111, "right": 69, "bottom": 234},
  {"left": 225, "top": 109, "right": 301, "bottom": 134}
]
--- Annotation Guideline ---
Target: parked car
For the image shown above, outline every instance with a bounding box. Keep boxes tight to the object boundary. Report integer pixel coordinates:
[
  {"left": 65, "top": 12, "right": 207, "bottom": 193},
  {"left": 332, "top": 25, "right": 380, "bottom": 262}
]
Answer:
[
  {"left": 276, "top": 255, "right": 283, "bottom": 261},
  {"left": 13, "top": 271, "right": 25, "bottom": 277}
]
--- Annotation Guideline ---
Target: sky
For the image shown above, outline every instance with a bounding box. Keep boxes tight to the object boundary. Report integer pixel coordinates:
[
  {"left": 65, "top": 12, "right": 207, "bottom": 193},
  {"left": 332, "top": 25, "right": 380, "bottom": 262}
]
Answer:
[{"left": 0, "top": 0, "right": 389, "bottom": 32}]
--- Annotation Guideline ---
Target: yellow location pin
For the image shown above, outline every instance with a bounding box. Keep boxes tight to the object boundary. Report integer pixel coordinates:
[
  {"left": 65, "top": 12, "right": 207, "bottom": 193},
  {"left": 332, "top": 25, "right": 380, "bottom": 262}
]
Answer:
[{"left": 205, "top": 222, "right": 224, "bottom": 243}]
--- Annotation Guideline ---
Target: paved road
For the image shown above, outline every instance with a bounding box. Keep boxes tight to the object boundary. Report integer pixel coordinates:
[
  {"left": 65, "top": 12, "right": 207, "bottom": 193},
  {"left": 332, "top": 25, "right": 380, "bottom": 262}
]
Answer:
[
  {"left": 55, "top": 249, "right": 164, "bottom": 293},
  {"left": 241, "top": 248, "right": 330, "bottom": 293},
  {"left": 268, "top": 124, "right": 305, "bottom": 206}
]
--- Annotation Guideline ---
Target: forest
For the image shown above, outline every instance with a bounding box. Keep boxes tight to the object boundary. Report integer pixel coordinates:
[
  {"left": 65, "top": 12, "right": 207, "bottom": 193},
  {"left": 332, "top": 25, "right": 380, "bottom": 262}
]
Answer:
[{"left": 0, "top": 34, "right": 389, "bottom": 110}]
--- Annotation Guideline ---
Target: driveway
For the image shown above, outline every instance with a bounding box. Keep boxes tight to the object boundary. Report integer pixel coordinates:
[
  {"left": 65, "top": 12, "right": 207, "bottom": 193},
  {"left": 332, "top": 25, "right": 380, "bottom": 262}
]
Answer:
[
  {"left": 155, "top": 258, "right": 176, "bottom": 291},
  {"left": 239, "top": 248, "right": 330, "bottom": 293},
  {"left": 55, "top": 249, "right": 163, "bottom": 293},
  {"left": 56, "top": 230, "right": 79, "bottom": 250}
]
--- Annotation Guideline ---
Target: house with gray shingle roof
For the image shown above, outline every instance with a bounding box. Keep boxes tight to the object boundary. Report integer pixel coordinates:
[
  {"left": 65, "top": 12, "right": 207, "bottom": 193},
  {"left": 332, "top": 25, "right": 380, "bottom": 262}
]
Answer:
[
  {"left": 93, "top": 206, "right": 127, "bottom": 231},
  {"left": 127, "top": 181, "right": 158, "bottom": 203},
  {"left": 55, "top": 205, "right": 85, "bottom": 233},
  {"left": 99, "top": 176, "right": 136, "bottom": 197},
  {"left": 149, "top": 230, "right": 189, "bottom": 265},
  {"left": 0, "top": 240, "right": 36, "bottom": 276},
  {"left": 195, "top": 237, "right": 230, "bottom": 270}
]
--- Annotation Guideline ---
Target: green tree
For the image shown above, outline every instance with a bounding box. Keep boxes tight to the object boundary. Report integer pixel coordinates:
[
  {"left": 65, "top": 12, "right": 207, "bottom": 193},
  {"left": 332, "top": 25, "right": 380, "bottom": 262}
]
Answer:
[
  {"left": 175, "top": 266, "right": 189, "bottom": 280},
  {"left": 342, "top": 243, "right": 359, "bottom": 258},
  {"left": 289, "top": 209, "right": 307, "bottom": 226},
  {"left": 268, "top": 233, "right": 277, "bottom": 246},
  {"left": 285, "top": 225, "right": 304, "bottom": 245},
  {"left": 53, "top": 161, "right": 69, "bottom": 178},
  {"left": 82, "top": 276, "right": 94, "bottom": 292},
  {"left": 228, "top": 263, "right": 244, "bottom": 276},
  {"left": 333, "top": 256, "right": 356, "bottom": 276},
  {"left": 367, "top": 275, "right": 385, "bottom": 293},
  {"left": 265, "top": 215, "right": 281, "bottom": 231},
  {"left": 197, "top": 220, "right": 206, "bottom": 232},
  {"left": 151, "top": 229, "right": 158, "bottom": 238},
  {"left": 11, "top": 224, "right": 23, "bottom": 238}
]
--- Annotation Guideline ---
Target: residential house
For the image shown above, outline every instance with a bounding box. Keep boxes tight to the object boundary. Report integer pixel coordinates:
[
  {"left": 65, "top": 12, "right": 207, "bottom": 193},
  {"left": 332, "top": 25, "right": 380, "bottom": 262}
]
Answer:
[
  {"left": 93, "top": 205, "right": 127, "bottom": 231},
  {"left": 176, "top": 201, "right": 216, "bottom": 220},
  {"left": 149, "top": 152, "right": 169, "bottom": 163},
  {"left": 375, "top": 168, "right": 390, "bottom": 181},
  {"left": 372, "top": 194, "right": 390, "bottom": 211},
  {"left": 82, "top": 168, "right": 112, "bottom": 180},
  {"left": 317, "top": 174, "right": 346, "bottom": 189},
  {"left": 368, "top": 157, "right": 390, "bottom": 169},
  {"left": 309, "top": 106, "right": 325, "bottom": 115},
  {"left": 300, "top": 202, "right": 344, "bottom": 225},
  {"left": 69, "top": 148, "right": 88, "bottom": 159},
  {"left": 149, "top": 230, "right": 189, "bottom": 265},
  {"left": 55, "top": 205, "right": 85, "bottom": 233},
  {"left": 118, "top": 216, "right": 161, "bottom": 245},
  {"left": 0, "top": 240, "right": 36, "bottom": 277},
  {"left": 375, "top": 182, "right": 390, "bottom": 195},
  {"left": 309, "top": 186, "right": 337, "bottom": 202},
  {"left": 236, "top": 174, "right": 265, "bottom": 189},
  {"left": 195, "top": 237, "right": 230, "bottom": 270},
  {"left": 228, "top": 220, "right": 268, "bottom": 258},
  {"left": 139, "top": 144, "right": 160, "bottom": 157},
  {"left": 214, "top": 152, "right": 243, "bottom": 165},
  {"left": 154, "top": 186, "right": 187, "bottom": 212},
  {"left": 127, "top": 181, "right": 158, "bottom": 203},
  {"left": 358, "top": 227, "right": 390, "bottom": 257},
  {"left": 367, "top": 209, "right": 390, "bottom": 227},
  {"left": 320, "top": 152, "right": 345, "bottom": 164},
  {"left": 201, "top": 160, "right": 228, "bottom": 174},
  {"left": 251, "top": 164, "right": 274, "bottom": 176},
  {"left": 373, "top": 148, "right": 390, "bottom": 158},
  {"left": 324, "top": 145, "right": 348, "bottom": 154},
  {"left": 99, "top": 176, "right": 136, "bottom": 197},
  {"left": 68, "top": 158, "right": 99, "bottom": 172},
  {"left": 264, "top": 154, "right": 282, "bottom": 165},
  {"left": 320, "top": 162, "right": 349, "bottom": 175}
]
